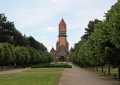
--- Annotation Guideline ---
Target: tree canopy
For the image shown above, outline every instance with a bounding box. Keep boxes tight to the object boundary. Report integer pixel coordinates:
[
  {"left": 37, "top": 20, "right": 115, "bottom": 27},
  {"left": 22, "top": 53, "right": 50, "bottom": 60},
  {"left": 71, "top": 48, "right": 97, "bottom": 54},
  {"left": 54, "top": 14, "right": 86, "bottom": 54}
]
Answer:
[
  {"left": 70, "top": 1, "right": 120, "bottom": 79},
  {"left": 0, "top": 14, "right": 53, "bottom": 67}
]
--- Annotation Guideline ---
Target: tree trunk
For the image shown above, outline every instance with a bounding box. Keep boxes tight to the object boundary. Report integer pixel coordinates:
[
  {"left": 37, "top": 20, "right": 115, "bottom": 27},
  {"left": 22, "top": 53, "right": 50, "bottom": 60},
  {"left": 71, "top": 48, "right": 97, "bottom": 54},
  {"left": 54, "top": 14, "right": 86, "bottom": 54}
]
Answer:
[
  {"left": 101, "top": 66, "right": 104, "bottom": 73},
  {"left": 108, "top": 64, "right": 111, "bottom": 75},
  {"left": 96, "top": 66, "right": 98, "bottom": 72},
  {"left": 118, "top": 66, "right": 120, "bottom": 80}
]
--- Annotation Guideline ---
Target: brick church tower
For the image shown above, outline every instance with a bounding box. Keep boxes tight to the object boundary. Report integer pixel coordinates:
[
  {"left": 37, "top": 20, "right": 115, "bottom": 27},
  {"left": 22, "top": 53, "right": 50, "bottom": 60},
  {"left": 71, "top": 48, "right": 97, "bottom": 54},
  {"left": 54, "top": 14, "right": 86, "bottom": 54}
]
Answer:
[{"left": 51, "top": 18, "right": 69, "bottom": 61}]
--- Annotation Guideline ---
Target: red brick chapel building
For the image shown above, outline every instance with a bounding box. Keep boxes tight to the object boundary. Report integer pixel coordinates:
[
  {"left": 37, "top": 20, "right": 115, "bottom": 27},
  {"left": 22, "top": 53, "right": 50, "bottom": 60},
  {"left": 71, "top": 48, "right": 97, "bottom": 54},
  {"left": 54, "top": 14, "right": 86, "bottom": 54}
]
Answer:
[{"left": 50, "top": 18, "right": 69, "bottom": 61}]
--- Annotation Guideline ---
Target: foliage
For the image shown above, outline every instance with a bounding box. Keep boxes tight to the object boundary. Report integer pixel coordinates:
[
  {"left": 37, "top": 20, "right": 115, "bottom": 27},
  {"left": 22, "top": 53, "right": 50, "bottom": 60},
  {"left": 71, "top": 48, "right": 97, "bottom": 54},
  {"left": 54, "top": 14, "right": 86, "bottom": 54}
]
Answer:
[
  {"left": 0, "top": 14, "right": 53, "bottom": 67},
  {"left": 71, "top": 1, "right": 120, "bottom": 79},
  {"left": 0, "top": 43, "right": 52, "bottom": 67},
  {"left": 0, "top": 43, "right": 13, "bottom": 66},
  {"left": 32, "top": 63, "right": 72, "bottom": 68},
  {"left": 0, "top": 14, "right": 47, "bottom": 52}
]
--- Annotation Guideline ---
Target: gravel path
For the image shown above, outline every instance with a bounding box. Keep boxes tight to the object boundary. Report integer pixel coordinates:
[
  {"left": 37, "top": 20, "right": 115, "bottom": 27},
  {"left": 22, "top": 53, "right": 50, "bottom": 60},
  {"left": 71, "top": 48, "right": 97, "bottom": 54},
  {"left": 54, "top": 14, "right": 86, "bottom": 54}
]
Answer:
[
  {"left": 0, "top": 68, "right": 30, "bottom": 74},
  {"left": 58, "top": 65, "right": 120, "bottom": 85}
]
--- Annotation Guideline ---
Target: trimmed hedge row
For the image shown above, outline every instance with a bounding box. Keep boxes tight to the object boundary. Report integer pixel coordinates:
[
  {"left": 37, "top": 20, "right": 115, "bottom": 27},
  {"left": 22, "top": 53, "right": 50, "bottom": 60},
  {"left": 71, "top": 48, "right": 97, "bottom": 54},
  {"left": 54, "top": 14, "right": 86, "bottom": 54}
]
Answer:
[
  {"left": 32, "top": 63, "right": 72, "bottom": 68},
  {"left": 0, "top": 43, "right": 53, "bottom": 67}
]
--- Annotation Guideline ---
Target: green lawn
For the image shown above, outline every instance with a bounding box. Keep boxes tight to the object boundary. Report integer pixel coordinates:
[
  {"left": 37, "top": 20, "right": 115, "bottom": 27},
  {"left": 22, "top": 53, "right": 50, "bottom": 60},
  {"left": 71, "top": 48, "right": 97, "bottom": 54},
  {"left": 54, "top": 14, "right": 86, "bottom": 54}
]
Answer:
[{"left": 0, "top": 68, "right": 63, "bottom": 85}]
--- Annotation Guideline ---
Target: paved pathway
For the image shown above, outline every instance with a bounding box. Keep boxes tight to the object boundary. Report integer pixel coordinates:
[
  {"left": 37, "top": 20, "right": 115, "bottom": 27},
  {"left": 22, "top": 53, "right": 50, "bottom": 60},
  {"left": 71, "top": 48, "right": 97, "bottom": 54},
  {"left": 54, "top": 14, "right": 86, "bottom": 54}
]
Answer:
[
  {"left": 0, "top": 68, "right": 30, "bottom": 74},
  {"left": 58, "top": 65, "right": 120, "bottom": 85}
]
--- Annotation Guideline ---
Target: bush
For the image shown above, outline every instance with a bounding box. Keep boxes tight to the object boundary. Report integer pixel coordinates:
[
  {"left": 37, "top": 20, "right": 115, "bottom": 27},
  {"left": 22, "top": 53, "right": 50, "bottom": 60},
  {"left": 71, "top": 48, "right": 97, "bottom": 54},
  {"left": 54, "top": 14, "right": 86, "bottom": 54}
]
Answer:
[
  {"left": 0, "top": 43, "right": 53, "bottom": 68},
  {"left": 32, "top": 63, "right": 72, "bottom": 68},
  {"left": 15, "top": 46, "right": 30, "bottom": 66},
  {"left": 39, "top": 52, "right": 53, "bottom": 64},
  {"left": 0, "top": 43, "right": 14, "bottom": 66},
  {"left": 28, "top": 48, "right": 40, "bottom": 65}
]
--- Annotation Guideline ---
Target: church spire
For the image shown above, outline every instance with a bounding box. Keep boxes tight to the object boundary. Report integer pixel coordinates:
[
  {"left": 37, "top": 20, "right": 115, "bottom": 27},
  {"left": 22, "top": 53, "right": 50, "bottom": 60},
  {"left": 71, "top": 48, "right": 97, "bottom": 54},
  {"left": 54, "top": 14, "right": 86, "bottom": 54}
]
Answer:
[
  {"left": 59, "top": 18, "right": 66, "bottom": 33},
  {"left": 59, "top": 18, "right": 66, "bottom": 26},
  {"left": 51, "top": 18, "right": 69, "bottom": 61}
]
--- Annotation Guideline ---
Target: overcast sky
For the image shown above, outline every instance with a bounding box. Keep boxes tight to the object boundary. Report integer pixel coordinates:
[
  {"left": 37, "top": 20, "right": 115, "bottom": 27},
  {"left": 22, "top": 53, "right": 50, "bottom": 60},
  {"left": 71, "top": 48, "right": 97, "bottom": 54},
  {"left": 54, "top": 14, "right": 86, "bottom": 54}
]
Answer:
[{"left": 0, "top": 0, "right": 117, "bottom": 51}]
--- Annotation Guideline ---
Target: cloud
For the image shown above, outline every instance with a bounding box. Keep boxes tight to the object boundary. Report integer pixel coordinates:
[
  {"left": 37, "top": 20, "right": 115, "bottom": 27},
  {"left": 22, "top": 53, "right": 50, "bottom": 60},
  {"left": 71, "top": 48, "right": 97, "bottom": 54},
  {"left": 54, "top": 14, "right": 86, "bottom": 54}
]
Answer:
[
  {"left": 51, "top": 0, "right": 57, "bottom": 3},
  {"left": 0, "top": 0, "right": 117, "bottom": 51},
  {"left": 47, "top": 26, "right": 57, "bottom": 32},
  {"left": 14, "top": 8, "right": 52, "bottom": 26}
]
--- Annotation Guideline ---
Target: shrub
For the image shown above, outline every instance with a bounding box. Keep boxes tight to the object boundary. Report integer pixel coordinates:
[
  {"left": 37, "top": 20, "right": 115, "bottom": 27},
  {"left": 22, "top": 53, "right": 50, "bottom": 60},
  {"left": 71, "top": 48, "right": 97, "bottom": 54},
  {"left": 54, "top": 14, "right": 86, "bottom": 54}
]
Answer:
[
  {"left": 32, "top": 63, "right": 72, "bottom": 68},
  {"left": 0, "top": 43, "right": 14, "bottom": 66},
  {"left": 15, "top": 46, "right": 30, "bottom": 66}
]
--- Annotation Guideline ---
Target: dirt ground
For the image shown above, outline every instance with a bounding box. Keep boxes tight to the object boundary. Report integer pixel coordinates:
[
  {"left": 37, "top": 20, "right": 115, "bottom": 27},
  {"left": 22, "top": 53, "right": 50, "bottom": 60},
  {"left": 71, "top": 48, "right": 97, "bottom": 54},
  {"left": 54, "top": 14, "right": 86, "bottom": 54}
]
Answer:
[{"left": 58, "top": 65, "right": 120, "bottom": 85}]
